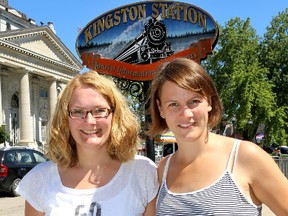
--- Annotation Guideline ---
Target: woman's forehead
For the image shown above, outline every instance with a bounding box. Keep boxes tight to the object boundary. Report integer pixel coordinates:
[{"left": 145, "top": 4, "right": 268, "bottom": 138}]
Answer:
[{"left": 159, "top": 81, "right": 203, "bottom": 99}]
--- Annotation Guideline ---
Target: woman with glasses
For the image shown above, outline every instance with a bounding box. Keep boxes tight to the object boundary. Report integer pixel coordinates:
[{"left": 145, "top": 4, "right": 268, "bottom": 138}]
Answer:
[
  {"left": 147, "top": 58, "right": 288, "bottom": 215},
  {"left": 17, "top": 70, "right": 159, "bottom": 216}
]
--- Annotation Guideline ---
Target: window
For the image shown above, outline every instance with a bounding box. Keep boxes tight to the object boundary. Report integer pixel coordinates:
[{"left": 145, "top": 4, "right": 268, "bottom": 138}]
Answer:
[
  {"left": 33, "top": 152, "right": 47, "bottom": 163},
  {"left": 19, "top": 152, "right": 32, "bottom": 163},
  {"left": 40, "top": 89, "right": 48, "bottom": 98},
  {"left": 6, "top": 22, "right": 11, "bottom": 31},
  {"left": 6, "top": 153, "right": 15, "bottom": 162},
  {"left": 11, "top": 94, "right": 19, "bottom": 108}
]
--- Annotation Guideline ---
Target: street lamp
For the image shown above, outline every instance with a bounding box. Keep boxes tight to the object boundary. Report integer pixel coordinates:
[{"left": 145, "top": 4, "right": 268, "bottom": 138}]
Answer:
[
  {"left": 231, "top": 116, "right": 236, "bottom": 137},
  {"left": 248, "top": 119, "right": 253, "bottom": 141}
]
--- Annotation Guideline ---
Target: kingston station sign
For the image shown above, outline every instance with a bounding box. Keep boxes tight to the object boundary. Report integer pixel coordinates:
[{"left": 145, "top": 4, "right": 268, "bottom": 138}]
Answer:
[{"left": 76, "top": 1, "right": 218, "bottom": 81}]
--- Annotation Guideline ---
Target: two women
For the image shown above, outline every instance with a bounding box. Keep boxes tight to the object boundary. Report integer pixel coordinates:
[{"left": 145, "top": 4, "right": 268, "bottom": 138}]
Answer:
[{"left": 17, "top": 58, "right": 288, "bottom": 215}]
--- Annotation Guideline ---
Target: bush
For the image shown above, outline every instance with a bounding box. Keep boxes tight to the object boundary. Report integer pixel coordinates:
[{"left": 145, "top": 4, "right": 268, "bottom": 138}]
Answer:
[{"left": 0, "top": 126, "right": 10, "bottom": 144}]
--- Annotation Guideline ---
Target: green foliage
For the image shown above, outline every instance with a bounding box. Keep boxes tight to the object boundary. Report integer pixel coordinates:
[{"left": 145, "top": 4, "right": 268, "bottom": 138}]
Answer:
[
  {"left": 259, "top": 8, "right": 288, "bottom": 107},
  {"left": 265, "top": 106, "right": 288, "bottom": 145},
  {"left": 0, "top": 126, "right": 10, "bottom": 144},
  {"left": 204, "top": 15, "right": 286, "bottom": 143},
  {"left": 258, "top": 8, "right": 288, "bottom": 145}
]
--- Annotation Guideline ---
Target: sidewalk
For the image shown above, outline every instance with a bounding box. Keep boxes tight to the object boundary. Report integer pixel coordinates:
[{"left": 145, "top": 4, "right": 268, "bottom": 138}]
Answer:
[{"left": 263, "top": 205, "right": 276, "bottom": 216}]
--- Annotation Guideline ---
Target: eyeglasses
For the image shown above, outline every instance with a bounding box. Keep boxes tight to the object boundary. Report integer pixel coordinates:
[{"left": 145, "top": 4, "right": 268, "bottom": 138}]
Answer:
[{"left": 69, "top": 108, "right": 111, "bottom": 119}]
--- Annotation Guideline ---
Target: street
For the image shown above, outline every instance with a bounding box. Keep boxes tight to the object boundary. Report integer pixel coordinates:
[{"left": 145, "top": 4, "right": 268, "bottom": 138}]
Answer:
[
  {"left": 0, "top": 192, "right": 276, "bottom": 216},
  {"left": 0, "top": 193, "right": 24, "bottom": 216}
]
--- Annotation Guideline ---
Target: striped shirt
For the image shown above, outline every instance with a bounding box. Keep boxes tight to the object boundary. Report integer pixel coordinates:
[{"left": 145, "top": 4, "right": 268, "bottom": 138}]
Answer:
[{"left": 156, "top": 140, "right": 262, "bottom": 215}]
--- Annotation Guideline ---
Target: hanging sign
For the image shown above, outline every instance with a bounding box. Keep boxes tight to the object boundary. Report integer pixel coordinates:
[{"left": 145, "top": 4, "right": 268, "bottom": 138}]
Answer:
[{"left": 76, "top": 1, "right": 218, "bottom": 80}]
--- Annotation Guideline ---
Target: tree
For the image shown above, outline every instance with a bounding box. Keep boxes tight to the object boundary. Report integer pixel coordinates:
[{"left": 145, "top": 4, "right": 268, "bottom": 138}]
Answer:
[
  {"left": 259, "top": 8, "right": 288, "bottom": 145},
  {"left": 204, "top": 17, "right": 276, "bottom": 142}
]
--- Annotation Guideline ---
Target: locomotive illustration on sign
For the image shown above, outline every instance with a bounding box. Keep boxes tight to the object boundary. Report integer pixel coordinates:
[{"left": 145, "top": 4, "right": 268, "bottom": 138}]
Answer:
[
  {"left": 76, "top": 1, "right": 219, "bottom": 80},
  {"left": 113, "top": 18, "right": 174, "bottom": 64}
]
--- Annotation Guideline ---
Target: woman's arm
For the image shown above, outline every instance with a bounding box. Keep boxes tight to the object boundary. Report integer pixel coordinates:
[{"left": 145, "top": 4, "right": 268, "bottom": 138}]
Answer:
[
  {"left": 143, "top": 197, "right": 157, "bottom": 216},
  {"left": 241, "top": 141, "right": 288, "bottom": 215},
  {"left": 25, "top": 201, "right": 44, "bottom": 216}
]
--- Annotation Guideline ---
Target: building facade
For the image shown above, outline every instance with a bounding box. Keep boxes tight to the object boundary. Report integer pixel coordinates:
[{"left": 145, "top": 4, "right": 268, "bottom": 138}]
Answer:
[{"left": 0, "top": 1, "right": 83, "bottom": 149}]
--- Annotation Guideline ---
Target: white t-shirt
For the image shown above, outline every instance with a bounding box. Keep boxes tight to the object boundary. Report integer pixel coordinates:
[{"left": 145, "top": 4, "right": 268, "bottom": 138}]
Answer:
[{"left": 17, "top": 155, "right": 159, "bottom": 216}]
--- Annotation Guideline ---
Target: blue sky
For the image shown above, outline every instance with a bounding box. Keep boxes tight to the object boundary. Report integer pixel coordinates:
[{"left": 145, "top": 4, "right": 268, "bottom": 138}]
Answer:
[{"left": 9, "top": 0, "right": 287, "bottom": 61}]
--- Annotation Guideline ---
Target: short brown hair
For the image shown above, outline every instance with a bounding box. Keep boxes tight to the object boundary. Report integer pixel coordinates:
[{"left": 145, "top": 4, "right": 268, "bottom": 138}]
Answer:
[{"left": 147, "top": 58, "right": 223, "bottom": 138}]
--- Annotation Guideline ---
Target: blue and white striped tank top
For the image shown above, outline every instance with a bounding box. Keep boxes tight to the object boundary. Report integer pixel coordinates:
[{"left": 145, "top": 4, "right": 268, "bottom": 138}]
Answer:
[{"left": 156, "top": 140, "right": 262, "bottom": 215}]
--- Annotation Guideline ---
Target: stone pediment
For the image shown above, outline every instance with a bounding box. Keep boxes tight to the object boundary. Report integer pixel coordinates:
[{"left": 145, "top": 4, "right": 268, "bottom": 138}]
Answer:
[
  {"left": 0, "top": 26, "right": 82, "bottom": 71},
  {"left": 20, "top": 39, "right": 61, "bottom": 61}
]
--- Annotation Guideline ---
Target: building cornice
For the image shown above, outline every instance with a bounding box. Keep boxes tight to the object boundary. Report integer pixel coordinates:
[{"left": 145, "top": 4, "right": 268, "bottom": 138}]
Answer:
[
  {"left": 0, "top": 27, "right": 82, "bottom": 69},
  {"left": 0, "top": 37, "right": 82, "bottom": 72}
]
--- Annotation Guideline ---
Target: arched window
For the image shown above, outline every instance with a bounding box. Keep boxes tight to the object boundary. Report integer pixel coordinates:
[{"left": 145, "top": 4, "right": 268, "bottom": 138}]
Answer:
[{"left": 11, "top": 94, "right": 19, "bottom": 108}]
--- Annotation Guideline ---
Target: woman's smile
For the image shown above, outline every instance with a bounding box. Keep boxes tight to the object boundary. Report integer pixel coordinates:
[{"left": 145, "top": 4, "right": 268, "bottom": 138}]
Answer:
[{"left": 80, "top": 128, "right": 101, "bottom": 135}]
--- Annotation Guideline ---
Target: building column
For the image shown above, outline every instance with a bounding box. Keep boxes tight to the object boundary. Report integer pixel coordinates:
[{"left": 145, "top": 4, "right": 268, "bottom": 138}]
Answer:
[
  {"left": 0, "top": 74, "right": 2, "bottom": 125},
  {"left": 49, "top": 79, "right": 57, "bottom": 119},
  {"left": 32, "top": 77, "right": 40, "bottom": 142},
  {"left": 19, "top": 72, "right": 34, "bottom": 145}
]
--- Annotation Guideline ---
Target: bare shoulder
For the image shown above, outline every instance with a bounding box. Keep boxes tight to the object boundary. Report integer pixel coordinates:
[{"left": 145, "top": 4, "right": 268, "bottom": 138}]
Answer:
[
  {"left": 236, "top": 140, "right": 281, "bottom": 179},
  {"left": 238, "top": 140, "right": 271, "bottom": 162},
  {"left": 209, "top": 133, "right": 236, "bottom": 150}
]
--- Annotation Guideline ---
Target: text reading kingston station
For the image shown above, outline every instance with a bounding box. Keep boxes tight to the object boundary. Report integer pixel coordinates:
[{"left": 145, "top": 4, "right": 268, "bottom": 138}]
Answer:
[{"left": 83, "top": 2, "right": 207, "bottom": 44}]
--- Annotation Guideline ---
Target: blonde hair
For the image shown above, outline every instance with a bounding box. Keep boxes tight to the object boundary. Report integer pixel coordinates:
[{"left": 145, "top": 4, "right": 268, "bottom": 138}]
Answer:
[
  {"left": 46, "top": 70, "right": 139, "bottom": 167},
  {"left": 147, "top": 58, "right": 223, "bottom": 138}
]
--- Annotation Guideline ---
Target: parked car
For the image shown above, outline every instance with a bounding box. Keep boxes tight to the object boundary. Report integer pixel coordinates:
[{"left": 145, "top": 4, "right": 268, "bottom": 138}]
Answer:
[
  {"left": 262, "top": 145, "right": 280, "bottom": 155},
  {"left": 0, "top": 146, "right": 48, "bottom": 196},
  {"left": 163, "top": 142, "right": 178, "bottom": 157},
  {"left": 280, "top": 146, "right": 288, "bottom": 154}
]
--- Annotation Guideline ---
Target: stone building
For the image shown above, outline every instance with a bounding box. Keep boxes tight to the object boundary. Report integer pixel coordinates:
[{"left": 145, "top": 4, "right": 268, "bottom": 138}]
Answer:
[{"left": 0, "top": 0, "right": 83, "bottom": 149}]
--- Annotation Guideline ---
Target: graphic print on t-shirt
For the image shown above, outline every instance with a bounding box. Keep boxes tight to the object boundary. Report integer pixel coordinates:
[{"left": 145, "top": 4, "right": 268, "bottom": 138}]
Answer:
[{"left": 74, "top": 202, "right": 101, "bottom": 216}]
